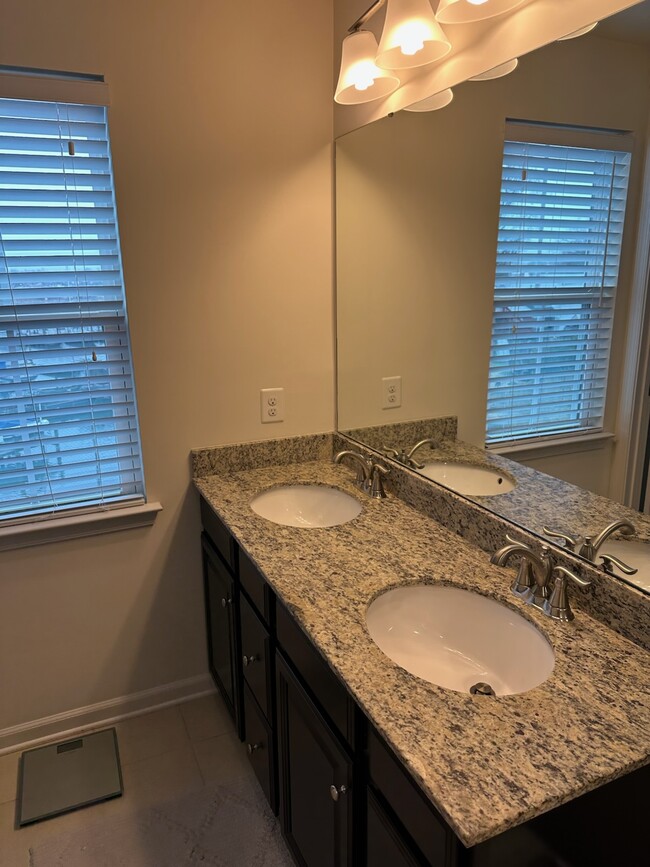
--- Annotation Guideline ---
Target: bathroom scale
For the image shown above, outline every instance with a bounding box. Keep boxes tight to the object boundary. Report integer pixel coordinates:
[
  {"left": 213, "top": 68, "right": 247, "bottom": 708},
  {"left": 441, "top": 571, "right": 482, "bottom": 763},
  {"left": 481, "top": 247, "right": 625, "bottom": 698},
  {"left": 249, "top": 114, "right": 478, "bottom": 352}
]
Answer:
[{"left": 18, "top": 727, "right": 123, "bottom": 825}]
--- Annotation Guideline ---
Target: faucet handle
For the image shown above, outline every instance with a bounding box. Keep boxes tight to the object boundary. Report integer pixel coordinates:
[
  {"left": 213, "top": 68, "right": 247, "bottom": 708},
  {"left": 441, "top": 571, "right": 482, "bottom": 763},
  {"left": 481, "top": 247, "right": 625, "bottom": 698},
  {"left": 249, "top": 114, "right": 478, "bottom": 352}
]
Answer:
[
  {"left": 545, "top": 566, "right": 592, "bottom": 622},
  {"left": 542, "top": 527, "right": 578, "bottom": 551},
  {"left": 599, "top": 554, "right": 638, "bottom": 577},
  {"left": 369, "top": 462, "right": 390, "bottom": 499},
  {"left": 504, "top": 533, "right": 531, "bottom": 549}
]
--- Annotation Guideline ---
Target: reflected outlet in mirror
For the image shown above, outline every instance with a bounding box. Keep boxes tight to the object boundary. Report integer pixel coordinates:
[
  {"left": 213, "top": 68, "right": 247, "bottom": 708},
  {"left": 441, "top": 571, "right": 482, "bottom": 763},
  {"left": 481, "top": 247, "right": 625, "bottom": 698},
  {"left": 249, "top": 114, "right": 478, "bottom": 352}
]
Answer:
[{"left": 335, "top": 2, "right": 650, "bottom": 595}]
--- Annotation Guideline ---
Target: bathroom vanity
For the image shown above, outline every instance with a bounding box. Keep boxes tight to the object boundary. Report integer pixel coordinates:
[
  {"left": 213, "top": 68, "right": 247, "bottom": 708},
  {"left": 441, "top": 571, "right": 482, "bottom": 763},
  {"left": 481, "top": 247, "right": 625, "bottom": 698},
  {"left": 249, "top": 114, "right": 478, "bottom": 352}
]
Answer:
[{"left": 193, "top": 436, "right": 649, "bottom": 867}]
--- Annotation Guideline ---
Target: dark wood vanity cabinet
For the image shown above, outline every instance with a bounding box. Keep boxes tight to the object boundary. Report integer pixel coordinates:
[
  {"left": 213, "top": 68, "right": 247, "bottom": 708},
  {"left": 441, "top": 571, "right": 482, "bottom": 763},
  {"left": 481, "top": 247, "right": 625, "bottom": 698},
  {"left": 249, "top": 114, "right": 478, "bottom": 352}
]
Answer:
[
  {"left": 201, "top": 532, "right": 243, "bottom": 739},
  {"left": 199, "top": 496, "right": 648, "bottom": 867},
  {"left": 276, "top": 652, "right": 354, "bottom": 867}
]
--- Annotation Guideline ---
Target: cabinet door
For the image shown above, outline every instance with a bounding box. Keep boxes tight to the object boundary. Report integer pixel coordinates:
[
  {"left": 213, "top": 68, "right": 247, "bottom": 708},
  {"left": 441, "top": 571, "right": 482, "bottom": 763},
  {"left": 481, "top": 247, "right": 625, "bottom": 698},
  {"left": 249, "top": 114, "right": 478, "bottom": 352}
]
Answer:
[
  {"left": 276, "top": 652, "right": 353, "bottom": 867},
  {"left": 201, "top": 534, "right": 242, "bottom": 737},
  {"left": 367, "top": 789, "right": 425, "bottom": 867}
]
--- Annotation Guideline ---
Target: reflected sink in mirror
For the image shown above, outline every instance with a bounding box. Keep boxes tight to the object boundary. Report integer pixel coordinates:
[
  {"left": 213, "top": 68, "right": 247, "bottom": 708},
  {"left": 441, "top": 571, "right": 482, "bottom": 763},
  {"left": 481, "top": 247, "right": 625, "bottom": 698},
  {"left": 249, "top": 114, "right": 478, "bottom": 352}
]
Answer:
[
  {"left": 250, "top": 485, "right": 362, "bottom": 528},
  {"left": 419, "top": 462, "right": 516, "bottom": 497},
  {"left": 366, "top": 585, "right": 554, "bottom": 696}
]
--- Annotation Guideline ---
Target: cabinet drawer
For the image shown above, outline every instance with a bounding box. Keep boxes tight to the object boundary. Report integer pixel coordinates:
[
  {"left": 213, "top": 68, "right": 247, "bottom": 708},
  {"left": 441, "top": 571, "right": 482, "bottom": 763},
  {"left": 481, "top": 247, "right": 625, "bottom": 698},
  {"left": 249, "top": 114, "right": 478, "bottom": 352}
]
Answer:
[
  {"left": 243, "top": 685, "right": 277, "bottom": 815},
  {"left": 200, "top": 498, "right": 236, "bottom": 572},
  {"left": 276, "top": 600, "right": 355, "bottom": 750},
  {"left": 367, "top": 789, "right": 425, "bottom": 867},
  {"left": 238, "top": 547, "right": 272, "bottom": 625},
  {"left": 240, "top": 592, "right": 272, "bottom": 721},
  {"left": 368, "top": 727, "right": 448, "bottom": 866}
]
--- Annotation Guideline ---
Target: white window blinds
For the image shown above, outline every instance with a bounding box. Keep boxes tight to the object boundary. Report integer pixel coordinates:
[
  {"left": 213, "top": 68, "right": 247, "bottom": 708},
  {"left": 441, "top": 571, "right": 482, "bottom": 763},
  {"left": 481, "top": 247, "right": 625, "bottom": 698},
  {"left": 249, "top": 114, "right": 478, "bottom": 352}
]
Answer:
[
  {"left": 0, "top": 96, "right": 144, "bottom": 521},
  {"left": 486, "top": 132, "right": 632, "bottom": 445}
]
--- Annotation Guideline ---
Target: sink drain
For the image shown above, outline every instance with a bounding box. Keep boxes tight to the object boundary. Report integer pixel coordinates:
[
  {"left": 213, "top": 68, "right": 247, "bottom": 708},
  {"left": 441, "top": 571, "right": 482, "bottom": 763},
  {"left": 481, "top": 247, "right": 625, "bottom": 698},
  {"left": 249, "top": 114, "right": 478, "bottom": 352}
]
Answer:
[{"left": 469, "top": 682, "right": 496, "bottom": 696}]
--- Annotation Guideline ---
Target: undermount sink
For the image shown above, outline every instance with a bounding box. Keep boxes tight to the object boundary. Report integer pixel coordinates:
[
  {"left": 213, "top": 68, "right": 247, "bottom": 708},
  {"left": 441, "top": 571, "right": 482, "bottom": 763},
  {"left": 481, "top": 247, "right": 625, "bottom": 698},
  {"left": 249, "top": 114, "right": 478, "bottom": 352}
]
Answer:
[
  {"left": 366, "top": 585, "right": 554, "bottom": 696},
  {"left": 250, "top": 485, "right": 362, "bottom": 528},
  {"left": 419, "top": 461, "right": 515, "bottom": 496}
]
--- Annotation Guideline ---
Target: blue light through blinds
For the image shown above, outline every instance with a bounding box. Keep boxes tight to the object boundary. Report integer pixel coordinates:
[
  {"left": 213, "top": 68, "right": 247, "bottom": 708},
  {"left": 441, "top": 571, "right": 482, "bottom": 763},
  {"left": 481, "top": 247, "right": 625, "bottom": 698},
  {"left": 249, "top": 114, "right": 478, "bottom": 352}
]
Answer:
[
  {"left": 486, "top": 138, "right": 632, "bottom": 445},
  {"left": 0, "top": 98, "right": 144, "bottom": 520}
]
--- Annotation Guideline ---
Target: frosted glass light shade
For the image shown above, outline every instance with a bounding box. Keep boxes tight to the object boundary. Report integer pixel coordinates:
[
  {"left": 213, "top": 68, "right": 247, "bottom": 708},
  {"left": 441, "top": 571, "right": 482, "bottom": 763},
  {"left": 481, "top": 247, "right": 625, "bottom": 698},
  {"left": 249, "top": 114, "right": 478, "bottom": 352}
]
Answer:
[
  {"left": 335, "top": 31, "right": 400, "bottom": 105},
  {"left": 376, "top": 0, "right": 451, "bottom": 70},
  {"left": 470, "top": 58, "right": 519, "bottom": 80},
  {"left": 557, "top": 22, "right": 598, "bottom": 41},
  {"left": 405, "top": 88, "right": 454, "bottom": 111},
  {"left": 437, "top": 0, "right": 527, "bottom": 24}
]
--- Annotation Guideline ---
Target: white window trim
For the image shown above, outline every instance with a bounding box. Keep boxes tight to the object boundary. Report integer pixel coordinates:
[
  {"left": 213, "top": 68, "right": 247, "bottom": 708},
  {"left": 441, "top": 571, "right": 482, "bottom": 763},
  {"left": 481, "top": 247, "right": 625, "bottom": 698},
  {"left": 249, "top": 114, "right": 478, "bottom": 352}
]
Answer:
[
  {"left": 485, "top": 121, "right": 634, "bottom": 447},
  {"left": 0, "top": 66, "right": 152, "bottom": 532},
  {"left": 0, "top": 500, "right": 161, "bottom": 552},
  {"left": 489, "top": 430, "right": 615, "bottom": 461}
]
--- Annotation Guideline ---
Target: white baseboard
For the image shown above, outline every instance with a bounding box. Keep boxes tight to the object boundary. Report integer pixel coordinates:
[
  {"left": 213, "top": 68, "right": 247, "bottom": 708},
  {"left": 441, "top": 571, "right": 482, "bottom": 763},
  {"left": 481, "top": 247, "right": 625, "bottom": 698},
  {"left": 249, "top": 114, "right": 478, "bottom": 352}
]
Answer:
[{"left": 0, "top": 673, "right": 215, "bottom": 756}]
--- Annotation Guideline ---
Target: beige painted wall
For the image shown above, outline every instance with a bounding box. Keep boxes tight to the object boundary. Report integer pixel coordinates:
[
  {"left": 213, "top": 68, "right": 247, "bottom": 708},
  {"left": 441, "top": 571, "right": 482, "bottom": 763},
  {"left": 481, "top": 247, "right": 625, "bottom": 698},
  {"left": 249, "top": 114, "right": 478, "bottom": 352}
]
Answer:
[
  {"left": 337, "top": 33, "right": 650, "bottom": 493},
  {"left": 0, "top": 0, "right": 333, "bottom": 734}
]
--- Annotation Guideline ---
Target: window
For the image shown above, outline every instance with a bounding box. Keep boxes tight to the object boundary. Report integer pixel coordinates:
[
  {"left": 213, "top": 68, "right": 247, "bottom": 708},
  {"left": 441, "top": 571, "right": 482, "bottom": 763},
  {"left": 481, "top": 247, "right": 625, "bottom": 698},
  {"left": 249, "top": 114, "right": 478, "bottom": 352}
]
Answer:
[
  {"left": 486, "top": 124, "right": 633, "bottom": 446},
  {"left": 0, "top": 86, "right": 145, "bottom": 523}
]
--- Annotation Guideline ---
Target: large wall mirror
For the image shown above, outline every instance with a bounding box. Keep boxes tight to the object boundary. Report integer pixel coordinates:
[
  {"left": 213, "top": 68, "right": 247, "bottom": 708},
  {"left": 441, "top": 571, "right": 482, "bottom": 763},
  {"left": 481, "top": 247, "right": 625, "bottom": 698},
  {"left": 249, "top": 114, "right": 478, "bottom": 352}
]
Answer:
[{"left": 336, "top": 2, "right": 650, "bottom": 595}]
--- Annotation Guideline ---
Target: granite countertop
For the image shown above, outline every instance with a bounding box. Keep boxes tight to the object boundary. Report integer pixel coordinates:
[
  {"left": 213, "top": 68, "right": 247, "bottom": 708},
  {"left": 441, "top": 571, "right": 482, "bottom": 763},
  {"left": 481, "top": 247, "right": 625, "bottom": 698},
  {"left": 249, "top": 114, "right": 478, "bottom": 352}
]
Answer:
[{"left": 194, "top": 460, "right": 650, "bottom": 848}]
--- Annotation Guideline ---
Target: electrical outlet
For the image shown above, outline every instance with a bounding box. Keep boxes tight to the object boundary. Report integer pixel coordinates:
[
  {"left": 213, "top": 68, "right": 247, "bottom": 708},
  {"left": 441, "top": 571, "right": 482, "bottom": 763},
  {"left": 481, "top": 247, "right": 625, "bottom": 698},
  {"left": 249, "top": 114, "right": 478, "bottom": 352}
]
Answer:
[
  {"left": 382, "top": 376, "right": 402, "bottom": 409},
  {"left": 260, "top": 387, "right": 285, "bottom": 423}
]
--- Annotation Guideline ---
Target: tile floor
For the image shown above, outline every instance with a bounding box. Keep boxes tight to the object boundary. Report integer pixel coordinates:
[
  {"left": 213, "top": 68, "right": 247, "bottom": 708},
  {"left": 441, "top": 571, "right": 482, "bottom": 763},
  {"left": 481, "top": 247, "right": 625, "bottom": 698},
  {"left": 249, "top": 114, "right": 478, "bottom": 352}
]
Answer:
[{"left": 0, "top": 693, "right": 263, "bottom": 866}]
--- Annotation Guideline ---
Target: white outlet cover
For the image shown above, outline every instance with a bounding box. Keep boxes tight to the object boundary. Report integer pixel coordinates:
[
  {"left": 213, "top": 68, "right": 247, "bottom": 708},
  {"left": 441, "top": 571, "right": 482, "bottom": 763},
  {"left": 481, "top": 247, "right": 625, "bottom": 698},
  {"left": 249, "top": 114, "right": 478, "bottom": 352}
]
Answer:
[
  {"left": 260, "top": 387, "right": 285, "bottom": 423},
  {"left": 381, "top": 376, "right": 402, "bottom": 409}
]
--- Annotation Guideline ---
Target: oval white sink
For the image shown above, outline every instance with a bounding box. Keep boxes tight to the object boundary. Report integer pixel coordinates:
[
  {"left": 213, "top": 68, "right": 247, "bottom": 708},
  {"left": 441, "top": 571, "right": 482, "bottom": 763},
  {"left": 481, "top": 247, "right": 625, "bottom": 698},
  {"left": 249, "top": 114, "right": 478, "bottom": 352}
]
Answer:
[
  {"left": 366, "top": 585, "right": 554, "bottom": 695},
  {"left": 250, "top": 485, "right": 362, "bottom": 528},
  {"left": 419, "top": 461, "right": 515, "bottom": 496}
]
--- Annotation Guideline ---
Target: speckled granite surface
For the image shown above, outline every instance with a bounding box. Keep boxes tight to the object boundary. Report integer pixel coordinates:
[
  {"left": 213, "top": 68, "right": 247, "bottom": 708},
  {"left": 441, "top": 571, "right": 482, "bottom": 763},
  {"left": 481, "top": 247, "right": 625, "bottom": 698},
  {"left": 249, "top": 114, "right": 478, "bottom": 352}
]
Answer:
[
  {"left": 194, "top": 459, "right": 650, "bottom": 848},
  {"left": 341, "top": 416, "right": 457, "bottom": 452},
  {"left": 191, "top": 433, "right": 333, "bottom": 478},
  {"left": 344, "top": 431, "right": 650, "bottom": 563},
  {"left": 333, "top": 433, "right": 650, "bottom": 651}
]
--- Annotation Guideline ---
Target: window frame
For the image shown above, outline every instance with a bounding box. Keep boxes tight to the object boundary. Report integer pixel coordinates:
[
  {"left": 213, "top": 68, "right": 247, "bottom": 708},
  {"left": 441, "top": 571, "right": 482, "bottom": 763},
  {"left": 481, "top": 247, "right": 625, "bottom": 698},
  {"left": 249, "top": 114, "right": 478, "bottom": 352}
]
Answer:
[
  {"left": 485, "top": 120, "right": 635, "bottom": 451},
  {"left": 0, "top": 67, "right": 159, "bottom": 546}
]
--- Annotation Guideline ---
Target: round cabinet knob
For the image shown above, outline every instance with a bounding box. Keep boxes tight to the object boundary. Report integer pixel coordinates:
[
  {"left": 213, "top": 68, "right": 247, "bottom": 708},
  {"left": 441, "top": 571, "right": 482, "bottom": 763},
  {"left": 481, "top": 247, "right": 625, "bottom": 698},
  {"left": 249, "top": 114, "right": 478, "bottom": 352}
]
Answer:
[
  {"left": 220, "top": 597, "right": 231, "bottom": 608},
  {"left": 243, "top": 654, "right": 259, "bottom": 667},
  {"left": 247, "top": 742, "right": 262, "bottom": 755},
  {"left": 329, "top": 784, "right": 348, "bottom": 802}
]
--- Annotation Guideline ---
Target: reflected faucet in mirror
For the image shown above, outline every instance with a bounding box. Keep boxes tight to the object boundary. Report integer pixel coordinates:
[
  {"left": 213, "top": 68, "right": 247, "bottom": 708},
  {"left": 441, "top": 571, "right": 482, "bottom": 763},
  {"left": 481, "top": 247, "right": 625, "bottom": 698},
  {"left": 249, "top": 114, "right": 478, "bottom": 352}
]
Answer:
[
  {"left": 335, "top": 1, "right": 650, "bottom": 596},
  {"left": 383, "top": 437, "right": 439, "bottom": 469}
]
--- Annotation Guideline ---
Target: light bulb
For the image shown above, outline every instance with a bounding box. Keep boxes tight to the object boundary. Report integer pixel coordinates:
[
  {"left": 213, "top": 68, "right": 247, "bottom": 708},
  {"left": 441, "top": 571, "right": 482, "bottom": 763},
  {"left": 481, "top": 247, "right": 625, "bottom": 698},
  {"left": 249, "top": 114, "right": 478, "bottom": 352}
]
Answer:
[
  {"left": 394, "top": 22, "right": 427, "bottom": 56},
  {"left": 335, "top": 31, "right": 400, "bottom": 105},
  {"left": 376, "top": 0, "right": 450, "bottom": 70},
  {"left": 352, "top": 62, "right": 378, "bottom": 91}
]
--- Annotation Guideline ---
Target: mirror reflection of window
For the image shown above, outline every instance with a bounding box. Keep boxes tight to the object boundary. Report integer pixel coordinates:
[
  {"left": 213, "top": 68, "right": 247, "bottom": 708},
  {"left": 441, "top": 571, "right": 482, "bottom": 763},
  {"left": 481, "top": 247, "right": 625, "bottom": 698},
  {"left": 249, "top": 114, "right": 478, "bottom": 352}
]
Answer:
[{"left": 486, "top": 122, "right": 633, "bottom": 447}]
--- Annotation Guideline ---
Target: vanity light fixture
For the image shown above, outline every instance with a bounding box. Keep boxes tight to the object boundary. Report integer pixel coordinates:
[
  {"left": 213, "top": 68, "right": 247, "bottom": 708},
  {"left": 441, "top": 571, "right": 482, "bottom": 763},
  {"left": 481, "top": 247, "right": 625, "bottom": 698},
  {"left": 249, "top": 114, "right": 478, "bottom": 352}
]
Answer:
[
  {"left": 335, "top": 30, "right": 400, "bottom": 104},
  {"left": 557, "top": 22, "right": 599, "bottom": 41},
  {"left": 470, "top": 57, "right": 519, "bottom": 80},
  {"left": 376, "top": 0, "right": 451, "bottom": 70},
  {"left": 404, "top": 87, "right": 454, "bottom": 111},
  {"left": 436, "top": 0, "right": 527, "bottom": 25}
]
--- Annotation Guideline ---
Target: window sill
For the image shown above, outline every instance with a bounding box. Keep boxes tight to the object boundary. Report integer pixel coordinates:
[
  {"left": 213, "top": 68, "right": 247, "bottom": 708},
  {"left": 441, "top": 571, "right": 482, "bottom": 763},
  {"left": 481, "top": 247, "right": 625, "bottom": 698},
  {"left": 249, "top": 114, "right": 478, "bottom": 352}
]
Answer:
[
  {"left": 0, "top": 502, "right": 162, "bottom": 553},
  {"left": 489, "top": 431, "right": 615, "bottom": 462}
]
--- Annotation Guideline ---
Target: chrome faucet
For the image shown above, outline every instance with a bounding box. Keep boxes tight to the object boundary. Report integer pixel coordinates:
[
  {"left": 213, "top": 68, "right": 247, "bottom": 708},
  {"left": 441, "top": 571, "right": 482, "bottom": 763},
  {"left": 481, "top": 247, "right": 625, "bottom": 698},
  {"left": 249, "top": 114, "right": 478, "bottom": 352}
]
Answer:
[
  {"left": 334, "top": 450, "right": 389, "bottom": 499},
  {"left": 334, "top": 450, "right": 371, "bottom": 492},
  {"left": 383, "top": 437, "right": 439, "bottom": 470},
  {"left": 491, "top": 536, "right": 553, "bottom": 609},
  {"left": 545, "top": 566, "right": 592, "bottom": 622},
  {"left": 577, "top": 520, "right": 636, "bottom": 561}
]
